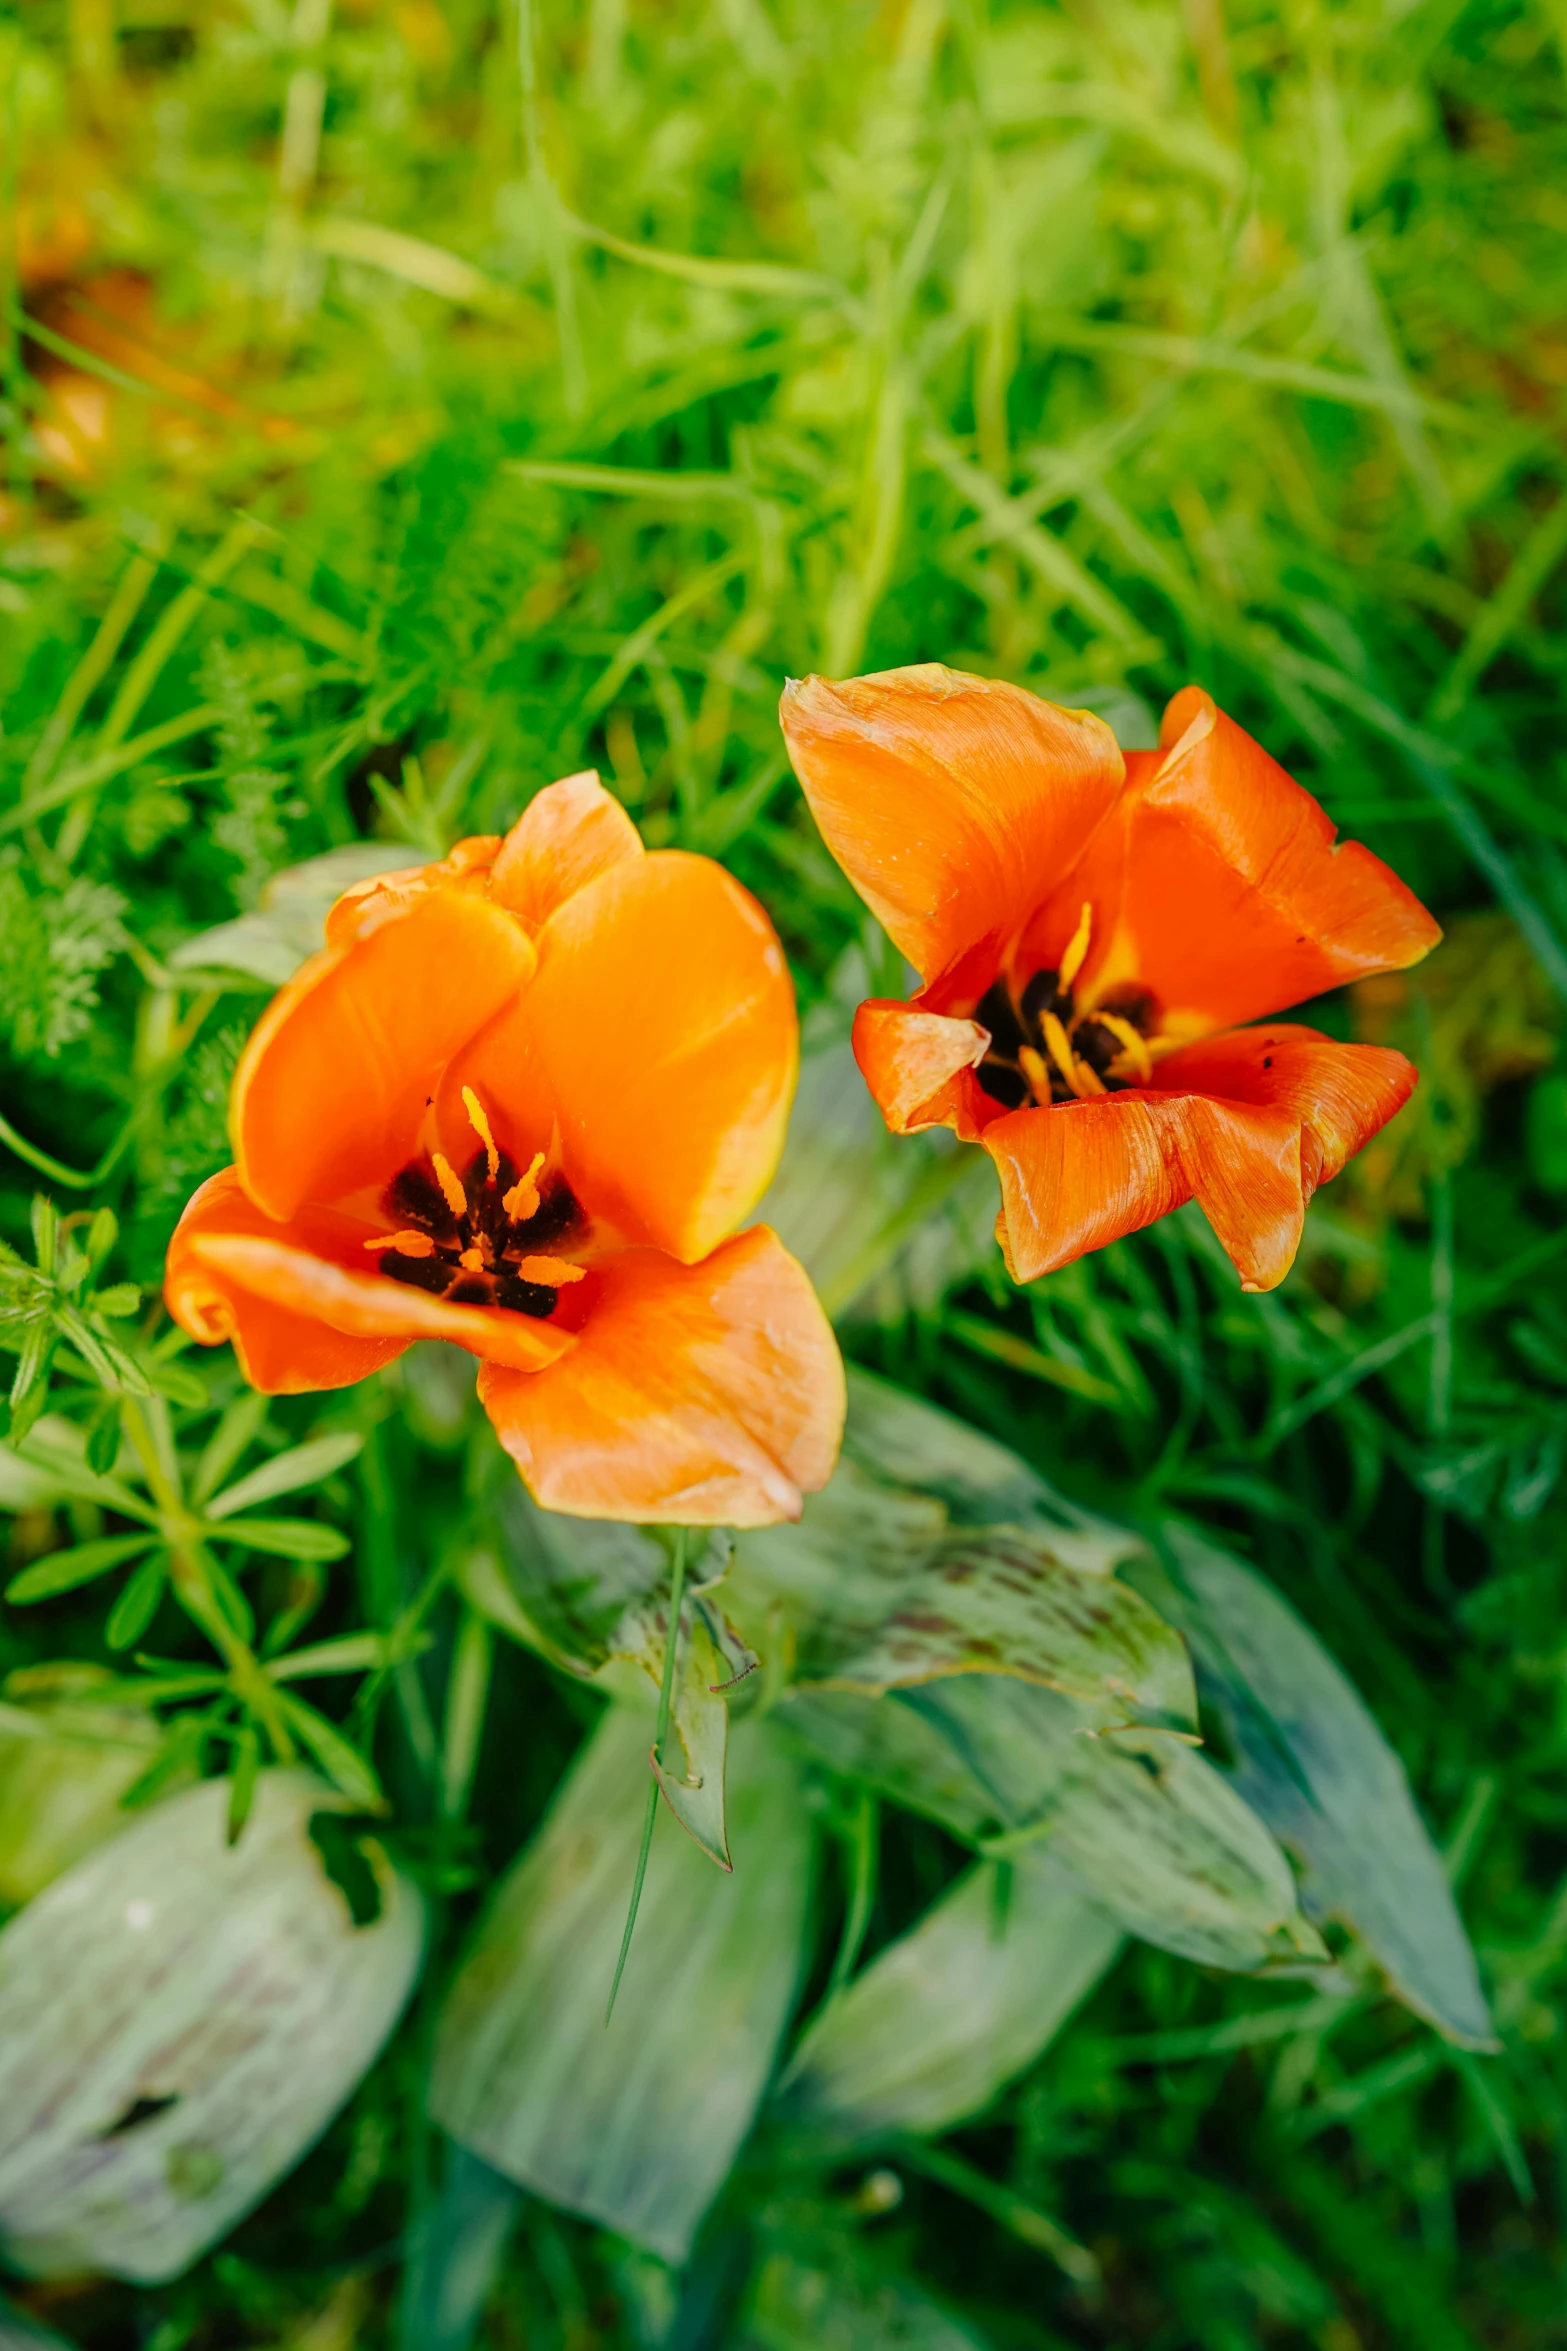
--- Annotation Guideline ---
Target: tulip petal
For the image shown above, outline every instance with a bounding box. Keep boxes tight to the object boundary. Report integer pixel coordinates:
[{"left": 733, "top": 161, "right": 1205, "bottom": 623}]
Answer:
[
  {"left": 525, "top": 851, "right": 797, "bottom": 1262},
  {"left": 477, "top": 1225, "right": 846, "bottom": 1526},
  {"left": 985, "top": 1026, "right": 1417, "bottom": 1292},
  {"left": 165, "top": 1171, "right": 407, "bottom": 1393},
  {"left": 1019, "top": 688, "right": 1441, "bottom": 1035},
  {"left": 233, "top": 886, "right": 536, "bottom": 1222},
  {"left": 780, "top": 665, "right": 1124, "bottom": 985},
  {"left": 167, "top": 1170, "right": 576, "bottom": 1388},
  {"left": 851, "top": 998, "right": 1001, "bottom": 1141},
  {"left": 487, "top": 770, "right": 644, "bottom": 929}
]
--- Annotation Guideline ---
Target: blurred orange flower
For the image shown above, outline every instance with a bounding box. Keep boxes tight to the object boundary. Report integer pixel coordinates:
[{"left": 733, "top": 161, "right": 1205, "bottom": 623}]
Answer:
[
  {"left": 166, "top": 775, "right": 844, "bottom": 1525},
  {"left": 781, "top": 667, "right": 1441, "bottom": 1293}
]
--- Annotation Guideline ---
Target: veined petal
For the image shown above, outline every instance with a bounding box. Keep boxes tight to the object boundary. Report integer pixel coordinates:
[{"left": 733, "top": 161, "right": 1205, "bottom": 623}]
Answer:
[
  {"left": 526, "top": 851, "right": 797, "bottom": 1262},
  {"left": 477, "top": 1226, "right": 845, "bottom": 1526},
  {"left": 165, "top": 1170, "right": 408, "bottom": 1394},
  {"left": 487, "top": 771, "right": 644, "bottom": 930},
  {"left": 985, "top": 1026, "right": 1416, "bottom": 1293},
  {"left": 780, "top": 665, "right": 1124, "bottom": 985},
  {"left": 1018, "top": 687, "right": 1441, "bottom": 1035},
  {"left": 233, "top": 886, "right": 536, "bottom": 1222},
  {"left": 852, "top": 998, "right": 1001, "bottom": 1141}
]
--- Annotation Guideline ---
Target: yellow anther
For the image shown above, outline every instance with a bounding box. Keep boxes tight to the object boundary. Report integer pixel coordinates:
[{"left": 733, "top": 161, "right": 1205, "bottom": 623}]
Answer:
[
  {"left": 462, "top": 1086, "right": 500, "bottom": 1180},
  {"left": 431, "top": 1152, "right": 468, "bottom": 1218},
  {"left": 502, "top": 1150, "right": 546, "bottom": 1223},
  {"left": 1058, "top": 900, "right": 1094, "bottom": 991},
  {"left": 1018, "top": 1045, "right": 1054, "bottom": 1107},
  {"left": 1041, "top": 1010, "right": 1105, "bottom": 1101},
  {"left": 516, "top": 1256, "right": 586, "bottom": 1286},
  {"left": 1095, "top": 1011, "right": 1152, "bottom": 1083},
  {"left": 459, "top": 1246, "right": 485, "bottom": 1272},
  {"left": 365, "top": 1230, "right": 435, "bottom": 1258},
  {"left": 1041, "top": 1011, "right": 1079, "bottom": 1089}
]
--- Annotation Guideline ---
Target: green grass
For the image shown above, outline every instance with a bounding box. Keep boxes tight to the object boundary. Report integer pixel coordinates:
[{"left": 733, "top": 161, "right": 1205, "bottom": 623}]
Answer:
[{"left": 2, "top": 0, "right": 1567, "bottom": 2344}]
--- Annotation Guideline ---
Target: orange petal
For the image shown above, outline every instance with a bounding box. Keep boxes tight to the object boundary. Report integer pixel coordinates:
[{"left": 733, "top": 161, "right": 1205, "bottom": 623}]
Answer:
[
  {"left": 525, "top": 850, "right": 797, "bottom": 1262},
  {"left": 165, "top": 1169, "right": 408, "bottom": 1394},
  {"left": 233, "top": 886, "right": 536, "bottom": 1222},
  {"left": 324, "top": 837, "right": 502, "bottom": 949},
  {"left": 780, "top": 665, "right": 1124, "bottom": 985},
  {"left": 477, "top": 1225, "right": 845, "bottom": 1525},
  {"left": 487, "top": 771, "right": 644, "bottom": 930},
  {"left": 1019, "top": 687, "right": 1441, "bottom": 1035},
  {"left": 852, "top": 998, "right": 1001, "bottom": 1141},
  {"left": 985, "top": 1026, "right": 1417, "bottom": 1293},
  {"left": 185, "top": 1229, "right": 577, "bottom": 1375}
]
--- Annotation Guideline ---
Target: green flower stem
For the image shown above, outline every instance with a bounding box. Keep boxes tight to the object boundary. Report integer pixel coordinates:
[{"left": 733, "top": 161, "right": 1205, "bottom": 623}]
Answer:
[{"left": 605, "top": 1525, "right": 689, "bottom": 2025}]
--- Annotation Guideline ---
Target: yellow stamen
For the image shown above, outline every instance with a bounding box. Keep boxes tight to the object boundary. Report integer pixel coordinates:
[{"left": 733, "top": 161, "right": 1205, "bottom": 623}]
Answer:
[
  {"left": 1095, "top": 1011, "right": 1152, "bottom": 1083},
  {"left": 365, "top": 1230, "right": 435, "bottom": 1257},
  {"left": 432, "top": 1152, "right": 467, "bottom": 1218},
  {"left": 1041, "top": 1011, "right": 1079, "bottom": 1090},
  {"left": 459, "top": 1246, "right": 485, "bottom": 1272},
  {"left": 1058, "top": 900, "right": 1093, "bottom": 991},
  {"left": 516, "top": 1256, "right": 586, "bottom": 1286},
  {"left": 502, "top": 1150, "right": 546, "bottom": 1223},
  {"left": 1018, "top": 1045, "right": 1054, "bottom": 1107},
  {"left": 462, "top": 1086, "right": 500, "bottom": 1180},
  {"left": 1070, "top": 1054, "right": 1107, "bottom": 1097}
]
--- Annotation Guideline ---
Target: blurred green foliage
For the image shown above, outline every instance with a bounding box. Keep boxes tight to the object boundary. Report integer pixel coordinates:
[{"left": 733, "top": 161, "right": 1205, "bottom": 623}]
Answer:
[{"left": 2, "top": 0, "right": 1567, "bottom": 2344}]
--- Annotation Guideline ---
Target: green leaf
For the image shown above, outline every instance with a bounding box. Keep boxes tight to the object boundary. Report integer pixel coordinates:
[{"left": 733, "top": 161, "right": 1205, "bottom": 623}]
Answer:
[
  {"left": 167, "top": 845, "right": 428, "bottom": 986},
  {"left": 785, "top": 1677, "right": 1327, "bottom": 1974},
  {"left": 275, "top": 1695, "right": 385, "bottom": 1809},
  {"left": 104, "top": 1557, "right": 167, "bottom": 1651},
  {"left": 840, "top": 1365, "right": 1122, "bottom": 1539},
  {"left": 83, "top": 1207, "right": 118, "bottom": 1275},
  {"left": 88, "top": 1284, "right": 140, "bottom": 1320},
  {"left": 85, "top": 1409, "right": 121, "bottom": 1476},
  {"left": 204, "top": 1432, "right": 365, "bottom": 1521},
  {"left": 779, "top": 1848, "right": 1121, "bottom": 2147},
  {"left": 5, "top": 1534, "right": 158, "bottom": 1604},
  {"left": 744, "top": 2244, "right": 995, "bottom": 2351},
  {"left": 11, "top": 1422, "right": 155, "bottom": 1520},
  {"left": 204, "top": 1516, "right": 351, "bottom": 1562},
  {"left": 1132, "top": 1528, "right": 1496, "bottom": 2047},
  {"left": 477, "top": 1483, "right": 671, "bottom": 1675},
  {"left": 732, "top": 1461, "right": 1194, "bottom": 1732},
  {"left": 0, "top": 1772, "right": 422, "bottom": 2282},
  {"left": 191, "top": 1389, "right": 270, "bottom": 1506},
  {"left": 0, "top": 1685, "right": 162, "bottom": 1907},
  {"left": 432, "top": 1706, "right": 812, "bottom": 2264}
]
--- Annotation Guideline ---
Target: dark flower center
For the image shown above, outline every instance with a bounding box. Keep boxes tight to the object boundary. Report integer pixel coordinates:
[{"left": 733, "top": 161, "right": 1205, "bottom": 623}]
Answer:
[
  {"left": 369, "top": 1143, "right": 584, "bottom": 1318},
  {"left": 973, "top": 970, "right": 1158, "bottom": 1110}
]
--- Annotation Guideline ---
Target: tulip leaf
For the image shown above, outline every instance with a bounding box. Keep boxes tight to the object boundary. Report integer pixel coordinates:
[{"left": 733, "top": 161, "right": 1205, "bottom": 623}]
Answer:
[
  {"left": 614, "top": 1593, "right": 756, "bottom": 1870},
  {"left": 729, "top": 1454, "right": 1194, "bottom": 1733},
  {"left": 778, "top": 1848, "right": 1122, "bottom": 2147},
  {"left": 5, "top": 1533, "right": 157, "bottom": 1604},
  {"left": 167, "top": 845, "right": 429, "bottom": 986},
  {"left": 0, "top": 1772, "right": 423, "bottom": 2283},
  {"left": 432, "top": 1705, "right": 812, "bottom": 2265},
  {"left": 1131, "top": 1528, "right": 1496, "bottom": 2048},
  {"left": 784, "top": 1677, "right": 1326, "bottom": 1975},
  {"left": 0, "top": 2300, "right": 73, "bottom": 2351},
  {"left": 203, "top": 1433, "right": 365, "bottom": 1521},
  {"left": 203, "top": 1516, "right": 351, "bottom": 1562}
]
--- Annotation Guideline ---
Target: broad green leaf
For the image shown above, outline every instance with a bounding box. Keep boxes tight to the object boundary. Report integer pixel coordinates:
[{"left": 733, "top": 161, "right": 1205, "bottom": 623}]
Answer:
[
  {"left": 0, "top": 1772, "right": 423, "bottom": 2282},
  {"left": 167, "top": 845, "right": 428, "bottom": 985},
  {"left": 396, "top": 2143, "right": 521, "bottom": 2351},
  {"left": 1133, "top": 1529, "right": 1495, "bottom": 2047},
  {"left": 611, "top": 1593, "right": 756, "bottom": 1870},
  {"left": 732, "top": 1463, "right": 1193, "bottom": 1732},
  {"left": 432, "top": 1705, "right": 812, "bottom": 2264},
  {"left": 5, "top": 1533, "right": 157, "bottom": 1604},
  {"left": 204, "top": 1433, "right": 365, "bottom": 1522},
  {"left": 784, "top": 1678, "right": 1326, "bottom": 1974},
  {"left": 0, "top": 1683, "right": 162, "bottom": 1907},
  {"left": 204, "top": 1517, "right": 351, "bottom": 1562},
  {"left": 779, "top": 1849, "right": 1121, "bottom": 2146}
]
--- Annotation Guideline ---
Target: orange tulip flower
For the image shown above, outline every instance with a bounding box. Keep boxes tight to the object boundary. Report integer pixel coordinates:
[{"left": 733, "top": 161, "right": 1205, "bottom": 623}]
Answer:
[
  {"left": 166, "top": 775, "right": 844, "bottom": 1525},
  {"left": 780, "top": 667, "right": 1441, "bottom": 1292}
]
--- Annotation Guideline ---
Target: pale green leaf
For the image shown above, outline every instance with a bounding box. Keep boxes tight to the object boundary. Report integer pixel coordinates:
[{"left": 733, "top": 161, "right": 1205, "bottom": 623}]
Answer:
[
  {"left": 0, "top": 1773, "right": 422, "bottom": 2282},
  {"left": 167, "top": 845, "right": 428, "bottom": 985},
  {"left": 203, "top": 1516, "right": 351, "bottom": 1562},
  {"left": 5, "top": 1533, "right": 157, "bottom": 1604},
  {"left": 780, "top": 1849, "right": 1121, "bottom": 2146},
  {"left": 204, "top": 1433, "right": 365, "bottom": 1522},
  {"left": 432, "top": 1706, "right": 812, "bottom": 2264}
]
